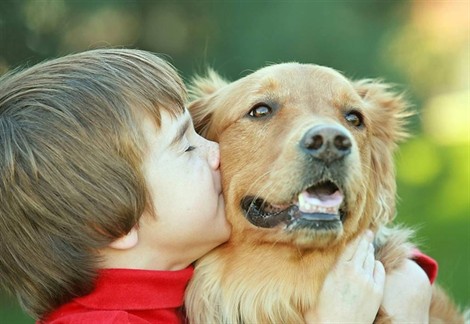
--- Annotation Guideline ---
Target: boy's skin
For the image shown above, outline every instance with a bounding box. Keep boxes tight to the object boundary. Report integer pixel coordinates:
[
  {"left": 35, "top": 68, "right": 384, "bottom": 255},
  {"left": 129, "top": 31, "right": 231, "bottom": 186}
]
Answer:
[
  {"left": 102, "top": 110, "right": 231, "bottom": 271},
  {"left": 0, "top": 49, "right": 432, "bottom": 323}
]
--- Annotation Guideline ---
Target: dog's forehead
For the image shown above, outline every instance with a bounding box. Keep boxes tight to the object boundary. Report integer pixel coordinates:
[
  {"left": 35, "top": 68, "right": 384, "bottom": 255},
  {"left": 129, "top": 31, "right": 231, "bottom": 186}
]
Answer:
[
  {"left": 243, "top": 63, "right": 355, "bottom": 97},
  {"left": 220, "top": 63, "right": 358, "bottom": 111}
]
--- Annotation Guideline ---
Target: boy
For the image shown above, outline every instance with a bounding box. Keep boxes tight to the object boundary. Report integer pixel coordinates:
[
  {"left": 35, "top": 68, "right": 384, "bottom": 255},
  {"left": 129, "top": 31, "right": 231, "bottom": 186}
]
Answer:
[
  {"left": 0, "top": 48, "right": 231, "bottom": 323},
  {"left": 0, "top": 49, "right": 432, "bottom": 323}
]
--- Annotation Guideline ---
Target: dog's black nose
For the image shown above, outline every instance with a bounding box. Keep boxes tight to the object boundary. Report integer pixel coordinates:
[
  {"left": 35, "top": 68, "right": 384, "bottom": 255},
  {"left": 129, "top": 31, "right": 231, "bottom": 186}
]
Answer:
[{"left": 301, "top": 125, "right": 352, "bottom": 163}]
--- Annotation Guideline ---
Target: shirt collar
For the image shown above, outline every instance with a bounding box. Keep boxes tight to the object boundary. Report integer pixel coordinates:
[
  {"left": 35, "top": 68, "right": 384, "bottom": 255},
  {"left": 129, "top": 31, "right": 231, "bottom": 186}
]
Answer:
[{"left": 74, "top": 266, "right": 194, "bottom": 310}]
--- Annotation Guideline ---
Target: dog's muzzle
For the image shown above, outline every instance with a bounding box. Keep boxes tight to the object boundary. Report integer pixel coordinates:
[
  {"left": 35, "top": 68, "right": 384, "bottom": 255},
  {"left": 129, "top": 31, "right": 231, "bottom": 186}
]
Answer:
[
  {"left": 240, "top": 124, "right": 352, "bottom": 231},
  {"left": 241, "top": 180, "right": 345, "bottom": 230}
]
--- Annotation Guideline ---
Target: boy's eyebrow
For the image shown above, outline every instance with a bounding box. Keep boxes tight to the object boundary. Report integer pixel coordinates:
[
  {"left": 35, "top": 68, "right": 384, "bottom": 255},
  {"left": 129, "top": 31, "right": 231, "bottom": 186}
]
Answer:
[{"left": 170, "top": 114, "right": 192, "bottom": 147}]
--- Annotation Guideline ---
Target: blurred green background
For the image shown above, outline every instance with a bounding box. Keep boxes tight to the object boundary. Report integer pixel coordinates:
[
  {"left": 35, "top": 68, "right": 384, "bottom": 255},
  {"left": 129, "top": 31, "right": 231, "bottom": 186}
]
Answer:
[{"left": 0, "top": 0, "right": 468, "bottom": 322}]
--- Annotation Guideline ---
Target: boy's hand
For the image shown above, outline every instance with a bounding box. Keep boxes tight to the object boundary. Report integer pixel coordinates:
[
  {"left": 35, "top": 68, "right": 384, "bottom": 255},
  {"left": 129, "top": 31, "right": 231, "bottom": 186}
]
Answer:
[{"left": 304, "top": 231, "right": 385, "bottom": 323}]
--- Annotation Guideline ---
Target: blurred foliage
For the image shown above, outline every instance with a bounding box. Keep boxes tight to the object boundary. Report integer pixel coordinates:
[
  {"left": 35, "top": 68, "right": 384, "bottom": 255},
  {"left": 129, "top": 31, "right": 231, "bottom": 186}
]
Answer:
[{"left": 1, "top": 0, "right": 468, "bottom": 322}]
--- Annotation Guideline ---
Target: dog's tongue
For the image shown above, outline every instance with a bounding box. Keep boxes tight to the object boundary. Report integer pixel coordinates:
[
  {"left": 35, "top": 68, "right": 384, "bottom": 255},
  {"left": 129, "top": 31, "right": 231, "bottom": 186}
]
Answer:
[{"left": 297, "top": 190, "right": 343, "bottom": 214}]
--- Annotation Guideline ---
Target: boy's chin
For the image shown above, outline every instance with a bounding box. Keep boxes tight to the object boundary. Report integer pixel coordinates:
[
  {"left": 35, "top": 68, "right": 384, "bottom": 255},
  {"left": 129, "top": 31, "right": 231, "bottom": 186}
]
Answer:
[
  {"left": 213, "top": 218, "right": 232, "bottom": 244},
  {"left": 205, "top": 223, "right": 232, "bottom": 253}
]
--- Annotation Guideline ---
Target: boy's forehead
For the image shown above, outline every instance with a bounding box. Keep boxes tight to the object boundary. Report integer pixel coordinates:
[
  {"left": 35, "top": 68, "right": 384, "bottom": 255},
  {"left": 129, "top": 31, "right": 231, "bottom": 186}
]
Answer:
[
  {"left": 168, "top": 109, "right": 193, "bottom": 146},
  {"left": 141, "top": 108, "right": 193, "bottom": 148}
]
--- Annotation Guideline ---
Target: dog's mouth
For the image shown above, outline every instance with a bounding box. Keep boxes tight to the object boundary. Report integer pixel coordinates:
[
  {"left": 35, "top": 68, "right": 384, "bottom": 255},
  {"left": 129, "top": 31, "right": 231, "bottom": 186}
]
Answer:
[{"left": 241, "top": 180, "right": 345, "bottom": 230}]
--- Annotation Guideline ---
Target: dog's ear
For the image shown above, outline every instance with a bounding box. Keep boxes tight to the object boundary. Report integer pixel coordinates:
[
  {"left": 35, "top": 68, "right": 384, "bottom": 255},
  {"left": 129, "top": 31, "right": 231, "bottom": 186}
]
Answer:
[
  {"left": 188, "top": 69, "right": 229, "bottom": 137},
  {"left": 354, "top": 80, "right": 412, "bottom": 228},
  {"left": 354, "top": 79, "right": 411, "bottom": 143}
]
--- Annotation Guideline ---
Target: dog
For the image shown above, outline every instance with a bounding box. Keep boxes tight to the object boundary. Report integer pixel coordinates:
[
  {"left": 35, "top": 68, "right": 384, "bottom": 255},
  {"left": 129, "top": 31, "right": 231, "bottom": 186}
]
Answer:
[{"left": 184, "top": 63, "right": 465, "bottom": 323}]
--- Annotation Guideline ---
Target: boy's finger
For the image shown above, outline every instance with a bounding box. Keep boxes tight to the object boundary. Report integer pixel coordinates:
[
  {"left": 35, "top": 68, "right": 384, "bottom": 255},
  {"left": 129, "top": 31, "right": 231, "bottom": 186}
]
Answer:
[
  {"left": 338, "top": 236, "right": 362, "bottom": 262},
  {"left": 373, "top": 260, "right": 386, "bottom": 289},
  {"left": 363, "top": 243, "right": 375, "bottom": 273},
  {"left": 339, "top": 230, "right": 373, "bottom": 262},
  {"left": 351, "top": 231, "right": 374, "bottom": 264}
]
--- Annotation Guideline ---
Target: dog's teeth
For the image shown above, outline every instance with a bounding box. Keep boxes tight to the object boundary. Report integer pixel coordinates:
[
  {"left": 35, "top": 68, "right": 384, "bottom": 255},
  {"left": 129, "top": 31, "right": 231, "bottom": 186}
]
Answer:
[
  {"left": 298, "top": 190, "right": 343, "bottom": 214},
  {"left": 298, "top": 193, "right": 312, "bottom": 212}
]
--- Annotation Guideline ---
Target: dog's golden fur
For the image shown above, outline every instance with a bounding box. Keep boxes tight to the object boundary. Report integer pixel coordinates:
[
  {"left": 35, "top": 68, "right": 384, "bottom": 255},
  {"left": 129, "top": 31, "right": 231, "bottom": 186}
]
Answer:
[{"left": 185, "top": 63, "right": 465, "bottom": 323}]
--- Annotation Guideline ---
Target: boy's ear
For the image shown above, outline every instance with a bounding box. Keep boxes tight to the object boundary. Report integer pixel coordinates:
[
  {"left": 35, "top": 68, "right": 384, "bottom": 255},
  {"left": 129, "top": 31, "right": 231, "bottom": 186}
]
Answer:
[{"left": 108, "top": 227, "right": 139, "bottom": 250}]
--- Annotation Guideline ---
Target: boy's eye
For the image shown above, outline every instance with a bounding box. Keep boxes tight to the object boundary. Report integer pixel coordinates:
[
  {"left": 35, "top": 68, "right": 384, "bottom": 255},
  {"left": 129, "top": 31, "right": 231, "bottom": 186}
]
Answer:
[{"left": 185, "top": 145, "right": 196, "bottom": 152}]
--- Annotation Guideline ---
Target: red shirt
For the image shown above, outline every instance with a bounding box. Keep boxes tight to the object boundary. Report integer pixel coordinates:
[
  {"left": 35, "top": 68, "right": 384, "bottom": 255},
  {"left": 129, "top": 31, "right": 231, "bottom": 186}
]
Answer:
[
  {"left": 411, "top": 249, "right": 438, "bottom": 284},
  {"left": 38, "top": 252, "right": 437, "bottom": 323},
  {"left": 39, "top": 267, "right": 193, "bottom": 324}
]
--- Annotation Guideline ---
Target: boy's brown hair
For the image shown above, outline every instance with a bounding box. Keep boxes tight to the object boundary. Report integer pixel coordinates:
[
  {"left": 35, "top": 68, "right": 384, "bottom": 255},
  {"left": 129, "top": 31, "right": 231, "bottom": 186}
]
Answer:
[{"left": 0, "top": 49, "right": 185, "bottom": 319}]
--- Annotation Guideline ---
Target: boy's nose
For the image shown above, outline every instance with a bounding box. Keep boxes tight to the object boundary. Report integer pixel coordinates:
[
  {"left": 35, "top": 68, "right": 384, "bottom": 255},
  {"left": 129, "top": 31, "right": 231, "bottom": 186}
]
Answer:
[{"left": 207, "top": 141, "right": 220, "bottom": 170}]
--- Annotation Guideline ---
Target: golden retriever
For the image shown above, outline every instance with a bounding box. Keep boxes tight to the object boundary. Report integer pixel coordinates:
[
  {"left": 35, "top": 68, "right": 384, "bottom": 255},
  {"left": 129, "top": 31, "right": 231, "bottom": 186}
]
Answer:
[{"left": 185, "top": 63, "right": 465, "bottom": 323}]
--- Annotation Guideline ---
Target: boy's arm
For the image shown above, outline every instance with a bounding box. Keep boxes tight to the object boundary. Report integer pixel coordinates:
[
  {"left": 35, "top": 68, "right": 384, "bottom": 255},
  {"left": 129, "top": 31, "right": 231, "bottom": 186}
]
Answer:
[
  {"left": 379, "top": 250, "right": 436, "bottom": 323},
  {"left": 382, "top": 257, "right": 433, "bottom": 323}
]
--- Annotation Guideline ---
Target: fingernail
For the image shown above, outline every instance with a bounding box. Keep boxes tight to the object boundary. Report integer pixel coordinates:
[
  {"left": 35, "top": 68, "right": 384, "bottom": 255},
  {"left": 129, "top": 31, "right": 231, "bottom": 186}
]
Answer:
[{"left": 365, "top": 230, "right": 374, "bottom": 241}]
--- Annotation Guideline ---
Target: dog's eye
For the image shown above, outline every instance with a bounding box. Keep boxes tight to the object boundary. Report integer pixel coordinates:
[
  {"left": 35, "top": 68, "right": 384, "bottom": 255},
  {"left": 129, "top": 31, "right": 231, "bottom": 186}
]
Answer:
[
  {"left": 345, "top": 110, "right": 364, "bottom": 128},
  {"left": 248, "top": 104, "right": 272, "bottom": 118}
]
